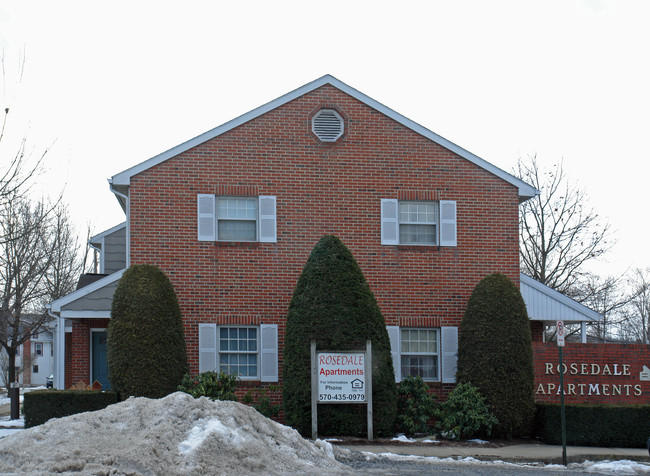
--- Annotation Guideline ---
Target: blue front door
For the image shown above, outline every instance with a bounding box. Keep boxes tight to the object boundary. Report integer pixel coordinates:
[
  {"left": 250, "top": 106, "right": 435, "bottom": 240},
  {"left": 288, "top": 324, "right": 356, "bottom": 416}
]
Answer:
[{"left": 92, "top": 331, "right": 110, "bottom": 390}]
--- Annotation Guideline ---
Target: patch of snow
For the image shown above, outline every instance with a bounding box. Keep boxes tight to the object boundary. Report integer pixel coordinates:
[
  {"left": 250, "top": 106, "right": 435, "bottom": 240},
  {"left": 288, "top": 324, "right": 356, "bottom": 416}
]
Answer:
[
  {"left": 581, "top": 459, "right": 650, "bottom": 475},
  {"left": 421, "top": 439, "right": 440, "bottom": 443},
  {"left": 467, "top": 439, "right": 489, "bottom": 444},
  {"left": 0, "top": 392, "right": 352, "bottom": 475},
  {"left": 0, "top": 417, "right": 23, "bottom": 428},
  {"left": 0, "top": 429, "right": 21, "bottom": 439},
  {"left": 391, "top": 434, "right": 415, "bottom": 443}
]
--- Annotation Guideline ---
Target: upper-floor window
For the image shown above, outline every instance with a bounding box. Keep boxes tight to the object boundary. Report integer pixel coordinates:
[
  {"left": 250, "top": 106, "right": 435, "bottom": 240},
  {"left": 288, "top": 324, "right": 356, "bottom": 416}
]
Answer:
[
  {"left": 381, "top": 199, "right": 457, "bottom": 247},
  {"left": 35, "top": 342, "right": 43, "bottom": 356},
  {"left": 197, "top": 195, "right": 277, "bottom": 243}
]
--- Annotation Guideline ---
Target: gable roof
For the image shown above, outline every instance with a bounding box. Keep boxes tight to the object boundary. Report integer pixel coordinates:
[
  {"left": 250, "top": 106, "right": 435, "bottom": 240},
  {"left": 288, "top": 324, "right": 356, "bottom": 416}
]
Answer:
[
  {"left": 520, "top": 273, "right": 602, "bottom": 323},
  {"left": 109, "top": 75, "right": 538, "bottom": 205}
]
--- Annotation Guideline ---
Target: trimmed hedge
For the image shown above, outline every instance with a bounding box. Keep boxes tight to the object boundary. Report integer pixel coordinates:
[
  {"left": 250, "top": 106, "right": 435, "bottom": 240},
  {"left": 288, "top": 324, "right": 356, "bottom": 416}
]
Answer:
[
  {"left": 283, "top": 235, "right": 397, "bottom": 437},
  {"left": 457, "top": 273, "right": 535, "bottom": 438},
  {"left": 108, "top": 264, "right": 188, "bottom": 399},
  {"left": 535, "top": 403, "right": 650, "bottom": 448},
  {"left": 23, "top": 390, "right": 118, "bottom": 428}
]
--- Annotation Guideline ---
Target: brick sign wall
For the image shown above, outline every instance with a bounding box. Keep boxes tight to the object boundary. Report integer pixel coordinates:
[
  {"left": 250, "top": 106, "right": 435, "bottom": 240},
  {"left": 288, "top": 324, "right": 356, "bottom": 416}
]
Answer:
[{"left": 533, "top": 342, "right": 650, "bottom": 404}]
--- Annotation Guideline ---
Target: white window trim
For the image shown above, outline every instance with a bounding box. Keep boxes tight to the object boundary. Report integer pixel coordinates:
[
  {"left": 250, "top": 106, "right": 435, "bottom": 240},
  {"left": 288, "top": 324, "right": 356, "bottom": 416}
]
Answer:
[
  {"left": 34, "top": 342, "right": 43, "bottom": 356},
  {"left": 400, "top": 327, "right": 440, "bottom": 382},
  {"left": 387, "top": 325, "right": 458, "bottom": 384},
  {"left": 381, "top": 199, "right": 457, "bottom": 247},
  {"left": 197, "top": 195, "right": 277, "bottom": 243},
  {"left": 218, "top": 325, "right": 260, "bottom": 380},
  {"left": 198, "top": 323, "right": 278, "bottom": 382}
]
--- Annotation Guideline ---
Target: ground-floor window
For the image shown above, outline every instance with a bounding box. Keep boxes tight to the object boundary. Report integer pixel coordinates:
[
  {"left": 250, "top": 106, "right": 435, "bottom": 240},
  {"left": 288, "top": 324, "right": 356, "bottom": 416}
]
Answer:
[
  {"left": 388, "top": 325, "right": 458, "bottom": 384},
  {"left": 400, "top": 328, "right": 439, "bottom": 381},
  {"left": 219, "top": 326, "right": 258, "bottom": 379},
  {"left": 198, "top": 323, "right": 278, "bottom": 383}
]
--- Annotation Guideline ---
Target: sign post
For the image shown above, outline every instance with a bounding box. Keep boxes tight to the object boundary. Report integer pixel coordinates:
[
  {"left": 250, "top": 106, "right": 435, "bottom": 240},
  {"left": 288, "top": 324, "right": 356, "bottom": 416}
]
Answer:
[
  {"left": 557, "top": 320, "right": 567, "bottom": 466},
  {"left": 311, "top": 340, "right": 373, "bottom": 440}
]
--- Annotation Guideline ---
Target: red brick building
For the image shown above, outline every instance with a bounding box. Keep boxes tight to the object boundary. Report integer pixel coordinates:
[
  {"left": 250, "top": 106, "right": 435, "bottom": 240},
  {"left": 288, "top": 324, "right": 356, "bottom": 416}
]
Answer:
[{"left": 49, "top": 75, "right": 623, "bottom": 404}]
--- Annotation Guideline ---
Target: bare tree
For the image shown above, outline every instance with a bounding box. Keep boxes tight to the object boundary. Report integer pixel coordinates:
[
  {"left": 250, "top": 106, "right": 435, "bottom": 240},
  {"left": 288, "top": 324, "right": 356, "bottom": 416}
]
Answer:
[
  {"left": 569, "top": 273, "right": 631, "bottom": 341},
  {"left": 620, "top": 268, "right": 650, "bottom": 344},
  {"left": 0, "top": 52, "right": 48, "bottom": 209},
  {"left": 0, "top": 197, "right": 82, "bottom": 390},
  {"left": 516, "top": 155, "right": 612, "bottom": 294}
]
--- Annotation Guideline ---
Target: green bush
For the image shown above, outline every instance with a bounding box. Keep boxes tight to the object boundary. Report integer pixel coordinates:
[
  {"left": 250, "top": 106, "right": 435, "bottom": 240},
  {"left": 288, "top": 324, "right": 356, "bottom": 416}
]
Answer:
[
  {"left": 395, "top": 376, "right": 437, "bottom": 435},
  {"left": 535, "top": 404, "right": 650, "bottom": 448},
  {"left": 177, "top": 371, "right": 238, "bottom": 401},
  {"left": 243, "top": 385, "right": 281, "bottom": 419},
  {"left": 283, "top": 235, "right": 397, "bottom": 437},
  {"left": 23, "top": 390, "right": 118, "bottom": 428},
  {"left": 108, "top": 264, "right": 188, "bottom": 399},
  {"left": 457, "top": 273, "right": 535, "bottom": 438},
  {"left": 435, "top": 382, "right": 497, "bottom": 440}
]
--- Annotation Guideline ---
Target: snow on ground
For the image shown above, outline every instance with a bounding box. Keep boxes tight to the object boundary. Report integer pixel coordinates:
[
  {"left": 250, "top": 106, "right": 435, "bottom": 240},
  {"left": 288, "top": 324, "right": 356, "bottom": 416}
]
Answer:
[
  {"left": 0, "top": 392, "right": 352, "bottom": 475},
  {"left": 364, "top": 452, "right": 650, "bottom": 474}
]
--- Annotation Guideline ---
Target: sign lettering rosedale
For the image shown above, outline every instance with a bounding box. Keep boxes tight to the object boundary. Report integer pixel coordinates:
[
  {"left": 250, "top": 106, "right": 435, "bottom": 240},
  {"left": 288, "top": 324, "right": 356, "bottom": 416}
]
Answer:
[{"left": 536, "top": 361, "right": 643, "bottom": 397}]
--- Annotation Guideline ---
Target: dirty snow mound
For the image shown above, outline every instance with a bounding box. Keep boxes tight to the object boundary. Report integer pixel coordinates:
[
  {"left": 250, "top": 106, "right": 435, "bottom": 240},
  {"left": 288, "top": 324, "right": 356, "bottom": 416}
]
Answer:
[{"left": 0, "top": 392, "right": 354, "bottom": 475}]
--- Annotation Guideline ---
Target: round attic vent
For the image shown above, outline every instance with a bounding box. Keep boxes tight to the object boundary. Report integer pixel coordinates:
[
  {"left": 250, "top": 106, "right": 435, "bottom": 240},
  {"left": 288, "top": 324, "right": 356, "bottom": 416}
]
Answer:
[{"left": 312, "top": 109, "right": 344, "bottom": 142}]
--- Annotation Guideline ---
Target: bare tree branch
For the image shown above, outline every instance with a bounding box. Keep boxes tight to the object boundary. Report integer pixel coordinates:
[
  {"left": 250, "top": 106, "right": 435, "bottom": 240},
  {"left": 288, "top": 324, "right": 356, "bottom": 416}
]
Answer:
[{"left": 516, "top": 155, "right": 613, "bottom": 295}]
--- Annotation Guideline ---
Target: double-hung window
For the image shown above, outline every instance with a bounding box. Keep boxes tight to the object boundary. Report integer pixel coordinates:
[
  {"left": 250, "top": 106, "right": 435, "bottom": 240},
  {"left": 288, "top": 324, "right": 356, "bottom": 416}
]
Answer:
[
  {"left": 217, "top": 198, "right": 258, "bottom": 241},
  {"left": 198, "top": 323, "right": 279, "bottom": 382},
  {"left": 387, "top": 326, "right": 458, "bottom": 384},
  {"left": 197, "top": 195, "right": 277, "bottom": 243},
  {"left": 400, "top": 328, "right": 439, "bottom": 380},
  {"left": 381, "top": 199, "right": 457, "bottom": 246},
  {"left": 35, "top": 342, "right": 43, "bottom": 356},
  {"left": 219, "top": 326, "right": 258, "bottom": 378}
]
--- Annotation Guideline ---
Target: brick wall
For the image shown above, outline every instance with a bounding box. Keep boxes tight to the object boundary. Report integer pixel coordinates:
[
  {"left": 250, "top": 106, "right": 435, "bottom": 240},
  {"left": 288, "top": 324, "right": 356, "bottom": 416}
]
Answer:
[
  {"left": 533, "top": 342, "right": 650, "bottom": 404},
  {"left": 126, "top": 84, "right": 521, "bottom": 401}
]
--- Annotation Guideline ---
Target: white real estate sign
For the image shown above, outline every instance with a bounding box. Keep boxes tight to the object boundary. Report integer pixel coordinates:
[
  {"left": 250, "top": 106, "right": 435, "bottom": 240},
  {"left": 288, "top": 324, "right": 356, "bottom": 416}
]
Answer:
[{"left": 317, "top": 352, "right": 366, "bottom": 403}]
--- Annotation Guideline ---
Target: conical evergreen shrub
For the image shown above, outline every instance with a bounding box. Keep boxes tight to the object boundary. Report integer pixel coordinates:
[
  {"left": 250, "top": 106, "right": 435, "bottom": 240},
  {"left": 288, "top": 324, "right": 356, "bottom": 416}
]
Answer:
[
  {"left": 283, "top": 235, "right": 397, "bottom": 436},
  {"left": 457, "top": 273, "right": 535, "bottom": 438},
  {"left": 108, "top": 264, "right": 188, "bottom": 399}
]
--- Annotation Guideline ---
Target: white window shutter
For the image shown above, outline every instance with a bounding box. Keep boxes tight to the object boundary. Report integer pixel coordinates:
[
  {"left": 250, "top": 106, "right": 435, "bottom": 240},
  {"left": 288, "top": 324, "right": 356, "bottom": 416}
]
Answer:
[
  {"left": 258, "top": 196, "right": 277, "bottom": 243},
  {"left": 260, "top": 324, "right": 278, "bottom": 382},
  {"left": 381, "top": 199, "right": 399, "bottom": 245},
  {"left": 387, "top": 325, "right": 401, "bottom": 382},
  {"left": 198, "top": 324, "right": 217, "bottom": 373},
  {"left": 441, "top": 326, "right": 458, "bottom": 384},
  {"left": 439, "top": 200, "right": 457, "bottom": 247},
  {"left": 197, "top": 194, "right": 216, "bottom": 241}
]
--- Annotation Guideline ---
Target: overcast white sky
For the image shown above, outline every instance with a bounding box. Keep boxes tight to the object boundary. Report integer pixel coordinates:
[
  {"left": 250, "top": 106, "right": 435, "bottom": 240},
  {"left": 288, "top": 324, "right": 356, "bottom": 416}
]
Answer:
[{"left": 0, "top": 0, "right": 648, "bottom": 278}]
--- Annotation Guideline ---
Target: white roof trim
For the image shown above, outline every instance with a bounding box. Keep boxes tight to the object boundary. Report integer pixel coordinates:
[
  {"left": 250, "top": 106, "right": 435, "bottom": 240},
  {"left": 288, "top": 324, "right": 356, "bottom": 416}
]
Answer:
[
  {"left": 49, "top": 269, "right": 125, "bottom": 312},
  {"left": 60, "top": 310, "right": 112, "bottom": 319},
  {"left": 89, "top": 222, "right": 126, "bottom": 245},
  {"left": 520, "top": 273, "right": 602, "bottom": 322},
  {"left": 110, "top": 75, "right": 538, "bottom": 201}
]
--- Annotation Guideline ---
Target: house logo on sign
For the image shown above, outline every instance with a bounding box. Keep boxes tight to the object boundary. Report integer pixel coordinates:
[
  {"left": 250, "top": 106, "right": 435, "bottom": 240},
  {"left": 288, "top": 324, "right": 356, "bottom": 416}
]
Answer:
[
  {"left": 351, "top": 378, "right": 364, "bottom": 389},
  {"left": 640, "top": 366, "right": 650, "bottom": 381}
]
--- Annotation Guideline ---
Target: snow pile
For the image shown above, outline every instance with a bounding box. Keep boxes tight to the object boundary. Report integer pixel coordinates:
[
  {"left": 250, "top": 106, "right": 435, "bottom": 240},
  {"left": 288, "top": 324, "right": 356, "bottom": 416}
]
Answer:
[{"left": 0, "top": 392, "right": 354, "bottom": 475}]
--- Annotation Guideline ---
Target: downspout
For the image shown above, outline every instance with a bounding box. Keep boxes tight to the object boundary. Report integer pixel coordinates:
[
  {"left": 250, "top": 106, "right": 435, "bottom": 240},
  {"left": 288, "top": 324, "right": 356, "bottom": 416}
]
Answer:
[
  {"left": 47, "top": 306, "right": 65, "bottom": 390},
  {"left": 109, "top": 183, "right": 130, "bottom": 267}
]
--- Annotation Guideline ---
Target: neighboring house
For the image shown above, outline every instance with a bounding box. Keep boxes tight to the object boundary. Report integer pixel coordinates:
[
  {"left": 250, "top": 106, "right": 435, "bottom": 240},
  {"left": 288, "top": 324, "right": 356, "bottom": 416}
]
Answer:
[
  {"left": 1, "top": 327, "right": 54, "bottom": 388},
  {"left": 48, "top": 75, "right": 601, "bottom": 399}
]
